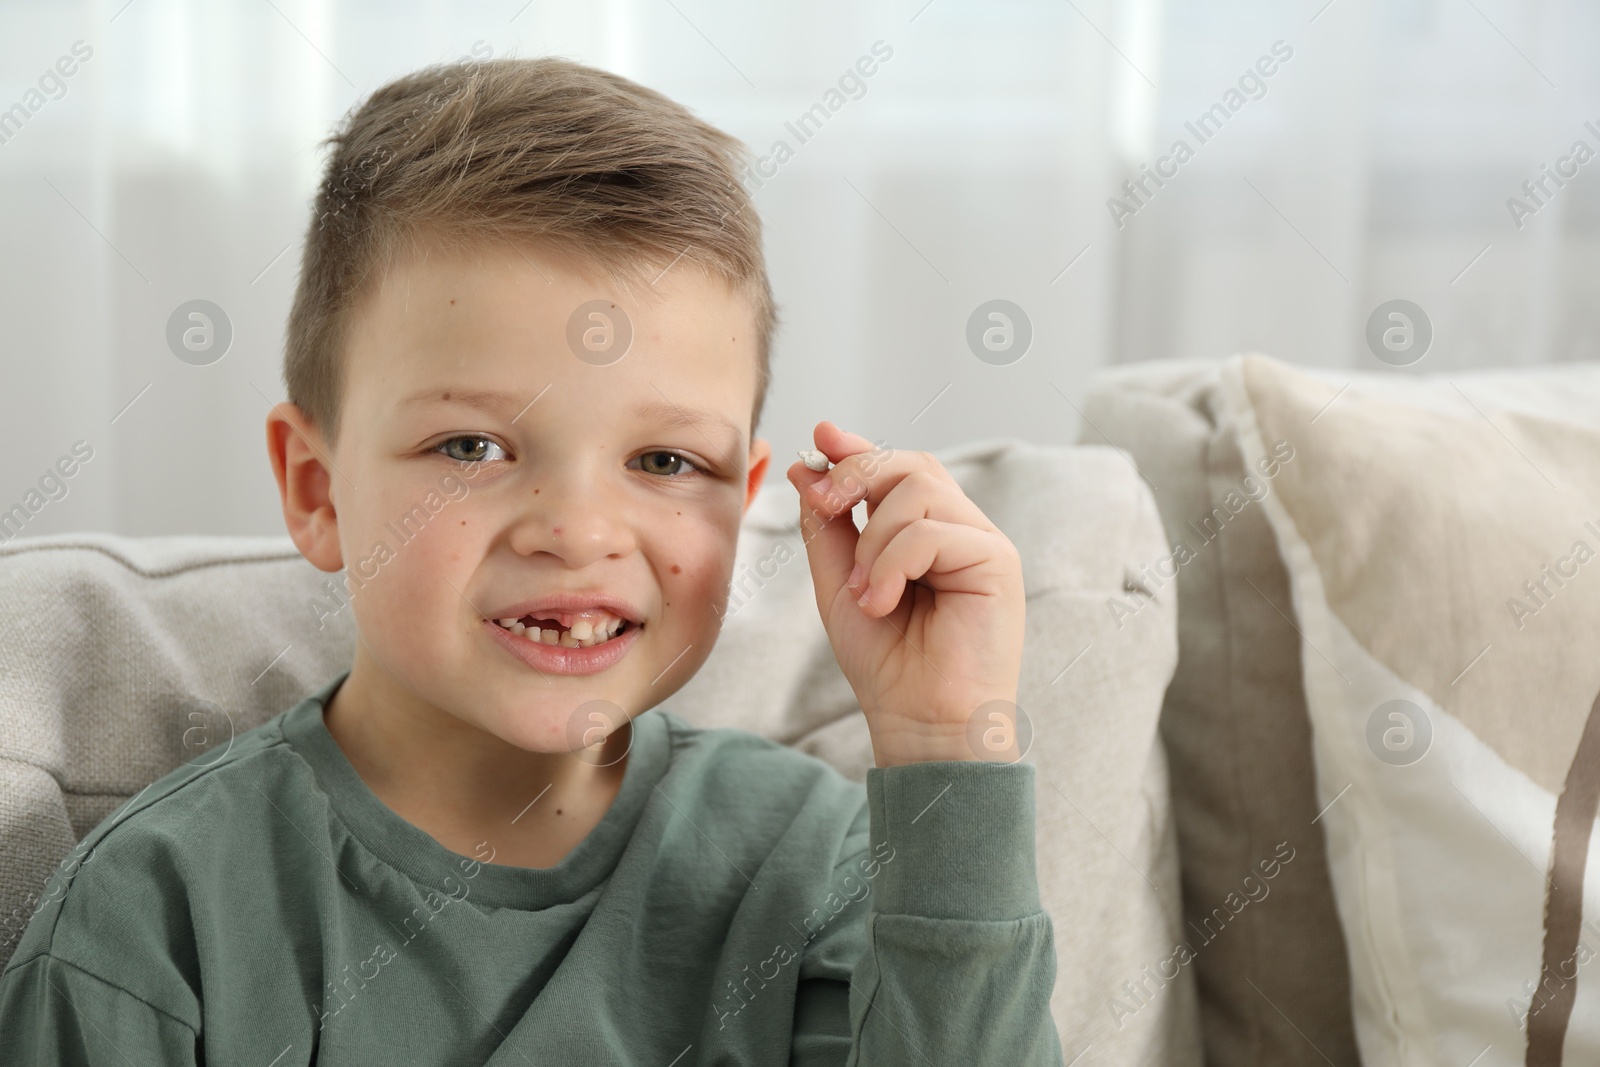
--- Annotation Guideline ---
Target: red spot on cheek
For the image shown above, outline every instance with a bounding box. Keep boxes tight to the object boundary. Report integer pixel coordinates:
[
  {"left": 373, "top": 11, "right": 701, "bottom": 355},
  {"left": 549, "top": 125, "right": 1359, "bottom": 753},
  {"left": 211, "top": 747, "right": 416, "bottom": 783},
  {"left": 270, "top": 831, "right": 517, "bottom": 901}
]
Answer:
[{"left": 671, "top": 564, "right": 681, "bottom": 574}]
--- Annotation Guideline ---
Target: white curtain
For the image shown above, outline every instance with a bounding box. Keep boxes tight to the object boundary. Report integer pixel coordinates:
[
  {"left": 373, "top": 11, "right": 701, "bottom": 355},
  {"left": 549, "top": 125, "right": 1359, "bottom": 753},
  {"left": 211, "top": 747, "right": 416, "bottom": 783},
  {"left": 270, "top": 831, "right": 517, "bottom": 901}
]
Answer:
[{"left": 0, "top": 0, "right": 1587, "bottom": 535}]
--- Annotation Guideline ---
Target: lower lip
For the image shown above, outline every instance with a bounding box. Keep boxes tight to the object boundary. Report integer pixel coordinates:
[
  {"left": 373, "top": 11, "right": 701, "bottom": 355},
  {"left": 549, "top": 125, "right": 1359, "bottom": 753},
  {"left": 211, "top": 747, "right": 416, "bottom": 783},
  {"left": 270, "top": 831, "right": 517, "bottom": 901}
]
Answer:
[{"left": 483, "top": 618, "right": 643, "bottom": 676}]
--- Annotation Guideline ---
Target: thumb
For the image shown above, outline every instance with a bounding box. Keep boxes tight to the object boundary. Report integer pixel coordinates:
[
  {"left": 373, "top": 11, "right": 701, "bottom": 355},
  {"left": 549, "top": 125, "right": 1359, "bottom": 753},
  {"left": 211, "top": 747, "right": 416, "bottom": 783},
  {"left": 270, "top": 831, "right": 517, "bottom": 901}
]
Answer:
[
  {"left": 786, "top": 422, "right": 877, "bottom": 618},
  {"left": 795, "top": 474, "right": 861, "bottom": 618}
]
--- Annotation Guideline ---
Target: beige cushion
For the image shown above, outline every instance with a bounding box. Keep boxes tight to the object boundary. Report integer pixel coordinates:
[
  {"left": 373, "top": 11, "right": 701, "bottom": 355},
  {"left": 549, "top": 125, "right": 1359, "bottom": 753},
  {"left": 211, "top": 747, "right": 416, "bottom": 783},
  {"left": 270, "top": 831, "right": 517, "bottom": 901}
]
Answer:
[
  {"left": 0, "top": 438, "right": 1197, "bottom": 1063},
  {"left": 1221, "top": 355, "right": 1600, "bottom": 1066},
  {"left": 1081, "top": 359, "right": 1362, "bottom": 1067}
]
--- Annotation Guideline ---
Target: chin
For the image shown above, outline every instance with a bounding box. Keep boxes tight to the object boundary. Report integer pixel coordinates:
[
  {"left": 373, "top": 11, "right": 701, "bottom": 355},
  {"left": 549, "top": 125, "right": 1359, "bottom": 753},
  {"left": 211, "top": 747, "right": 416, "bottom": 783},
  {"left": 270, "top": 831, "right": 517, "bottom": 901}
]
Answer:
[{"left": 482, "top": 696, "right": 622, "bottom": 757}]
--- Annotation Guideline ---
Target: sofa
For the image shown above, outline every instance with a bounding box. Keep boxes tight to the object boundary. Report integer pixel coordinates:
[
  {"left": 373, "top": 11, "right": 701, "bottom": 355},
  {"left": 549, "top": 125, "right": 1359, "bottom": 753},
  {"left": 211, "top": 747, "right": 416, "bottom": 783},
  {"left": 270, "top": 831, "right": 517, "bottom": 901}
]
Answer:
[
  {"left": 3, "top": 352, "right": 1597, "bottom": 1065},
  {"left": 1080, "top": 353, "right": 1600, "bottom": 1067}
]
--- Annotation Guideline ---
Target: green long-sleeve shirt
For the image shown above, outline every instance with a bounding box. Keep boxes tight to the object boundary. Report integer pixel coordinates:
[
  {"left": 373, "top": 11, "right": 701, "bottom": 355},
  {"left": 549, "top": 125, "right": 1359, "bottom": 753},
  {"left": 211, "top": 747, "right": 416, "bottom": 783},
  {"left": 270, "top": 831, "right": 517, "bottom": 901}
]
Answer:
[{"left": 0, "top": 670, "right": 1063, "bottom": 1065}]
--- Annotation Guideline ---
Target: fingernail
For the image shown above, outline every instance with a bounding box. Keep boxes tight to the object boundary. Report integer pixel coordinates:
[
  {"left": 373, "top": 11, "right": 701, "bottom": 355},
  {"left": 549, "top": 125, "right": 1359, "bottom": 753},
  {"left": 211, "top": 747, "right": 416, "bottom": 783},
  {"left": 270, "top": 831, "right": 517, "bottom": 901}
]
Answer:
[
  {"left": 847, "top": 562, "right": 863, "bottom": 588},
  {"left": 856, "top": 585, "right": 872, "bottom": 609}
]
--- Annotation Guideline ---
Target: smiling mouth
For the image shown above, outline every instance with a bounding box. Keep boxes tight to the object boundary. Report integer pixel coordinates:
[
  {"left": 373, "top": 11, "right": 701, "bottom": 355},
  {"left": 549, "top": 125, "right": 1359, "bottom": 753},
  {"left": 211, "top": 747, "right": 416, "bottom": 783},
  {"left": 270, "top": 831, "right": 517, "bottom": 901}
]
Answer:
[{"left": 490, "top": 614, "right": 638, "bottom": 649}]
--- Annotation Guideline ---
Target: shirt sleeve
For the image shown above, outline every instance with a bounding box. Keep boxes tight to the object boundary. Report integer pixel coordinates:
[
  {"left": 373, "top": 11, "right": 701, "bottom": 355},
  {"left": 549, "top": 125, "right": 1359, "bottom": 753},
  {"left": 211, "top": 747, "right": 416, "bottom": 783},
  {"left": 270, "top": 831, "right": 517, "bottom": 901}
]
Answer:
[
  {"left": 790, "top": 758, "right": 1064, "bottom": 1066},
  {"left": 0, "top": 951, "right": 201, "bottom": 1065}
]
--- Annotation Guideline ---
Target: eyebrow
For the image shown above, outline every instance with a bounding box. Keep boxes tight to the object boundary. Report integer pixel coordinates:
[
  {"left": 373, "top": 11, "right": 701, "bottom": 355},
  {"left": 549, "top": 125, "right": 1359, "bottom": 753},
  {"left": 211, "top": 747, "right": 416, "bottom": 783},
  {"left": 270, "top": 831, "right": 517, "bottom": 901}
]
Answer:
[
  {"left": 629, "top": 399, "right": 742, "bottom": 445},
  {"left": 399, "top": 387, "right": 524, "bottom": 415},
  {"left": 400, "top": 388, "right": 742, "bottom": 444}
]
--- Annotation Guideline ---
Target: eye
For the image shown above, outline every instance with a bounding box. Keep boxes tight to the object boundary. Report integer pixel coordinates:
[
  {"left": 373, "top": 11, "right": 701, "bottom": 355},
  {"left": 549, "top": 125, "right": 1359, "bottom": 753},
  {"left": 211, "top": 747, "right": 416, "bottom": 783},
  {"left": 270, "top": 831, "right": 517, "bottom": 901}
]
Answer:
[
  {"left": 631, "top": 450, "right": 705, "bottom": 478},
  {"left": 433, "top": 435, "right": 508, "bottom": 464}
]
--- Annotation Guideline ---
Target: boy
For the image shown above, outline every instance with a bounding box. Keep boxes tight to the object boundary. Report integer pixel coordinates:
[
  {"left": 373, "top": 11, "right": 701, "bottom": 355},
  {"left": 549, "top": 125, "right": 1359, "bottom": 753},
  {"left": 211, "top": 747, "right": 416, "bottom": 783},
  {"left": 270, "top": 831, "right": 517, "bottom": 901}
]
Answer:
[{"left": 0, "top": 56, "right": 1062, "bottom": 1064}]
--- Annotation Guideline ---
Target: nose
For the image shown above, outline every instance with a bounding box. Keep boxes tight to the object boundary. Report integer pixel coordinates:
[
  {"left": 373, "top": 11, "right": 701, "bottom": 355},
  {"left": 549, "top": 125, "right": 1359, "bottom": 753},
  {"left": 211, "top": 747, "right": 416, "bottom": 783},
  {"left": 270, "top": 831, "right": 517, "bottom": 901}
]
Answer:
[{"left": 505, "top": 460, "right": 636, "bottom": 568}]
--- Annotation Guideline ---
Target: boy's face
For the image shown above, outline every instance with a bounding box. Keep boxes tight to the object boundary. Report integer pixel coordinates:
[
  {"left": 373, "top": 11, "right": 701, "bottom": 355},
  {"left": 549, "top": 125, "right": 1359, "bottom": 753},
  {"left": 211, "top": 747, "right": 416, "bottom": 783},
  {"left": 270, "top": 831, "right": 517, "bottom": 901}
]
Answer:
[{"left": 278, "top": 237, "right": 770, "bottom": 754}]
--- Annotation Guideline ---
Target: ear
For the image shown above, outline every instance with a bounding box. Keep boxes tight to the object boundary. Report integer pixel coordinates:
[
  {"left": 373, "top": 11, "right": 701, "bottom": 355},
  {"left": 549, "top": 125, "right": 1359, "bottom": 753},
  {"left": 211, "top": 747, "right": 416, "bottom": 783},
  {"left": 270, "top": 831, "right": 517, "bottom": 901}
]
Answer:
[
  {"left": 743, "top": 436, "right": 771, "bottom": 516},
  {"left": 266, "top": 402, "right": 344, "bottom": 573}
]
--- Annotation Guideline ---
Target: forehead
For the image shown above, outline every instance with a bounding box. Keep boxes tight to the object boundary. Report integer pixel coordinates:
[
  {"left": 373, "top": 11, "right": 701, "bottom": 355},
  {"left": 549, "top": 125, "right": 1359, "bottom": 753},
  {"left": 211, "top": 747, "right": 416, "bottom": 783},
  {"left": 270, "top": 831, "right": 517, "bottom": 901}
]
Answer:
[{"left": 341, "top": 236, "right": 758, "bottom": 442}]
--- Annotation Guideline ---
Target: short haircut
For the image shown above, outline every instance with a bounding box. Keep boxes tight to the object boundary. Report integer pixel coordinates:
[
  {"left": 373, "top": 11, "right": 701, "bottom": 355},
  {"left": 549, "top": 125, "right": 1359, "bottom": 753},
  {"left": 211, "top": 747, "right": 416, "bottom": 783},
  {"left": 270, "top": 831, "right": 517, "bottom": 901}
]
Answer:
[{"left": 283, "top": 55, "right": 775, "bottom": 451}]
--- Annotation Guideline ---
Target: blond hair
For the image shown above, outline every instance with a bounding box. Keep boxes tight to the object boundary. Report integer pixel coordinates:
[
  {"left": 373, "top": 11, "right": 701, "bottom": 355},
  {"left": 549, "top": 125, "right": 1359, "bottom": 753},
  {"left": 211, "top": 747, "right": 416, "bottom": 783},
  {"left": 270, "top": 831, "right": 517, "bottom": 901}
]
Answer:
[{"left": 283, "top": 55, "right": 775, "bottom": 449}]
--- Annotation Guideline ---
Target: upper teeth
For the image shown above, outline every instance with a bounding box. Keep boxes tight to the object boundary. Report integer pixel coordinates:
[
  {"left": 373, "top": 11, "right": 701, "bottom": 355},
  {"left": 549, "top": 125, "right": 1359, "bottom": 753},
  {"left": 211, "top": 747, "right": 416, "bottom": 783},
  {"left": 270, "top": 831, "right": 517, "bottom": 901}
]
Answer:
[{"left": 493, "top": 612, "right": 628, "bottom": 649}]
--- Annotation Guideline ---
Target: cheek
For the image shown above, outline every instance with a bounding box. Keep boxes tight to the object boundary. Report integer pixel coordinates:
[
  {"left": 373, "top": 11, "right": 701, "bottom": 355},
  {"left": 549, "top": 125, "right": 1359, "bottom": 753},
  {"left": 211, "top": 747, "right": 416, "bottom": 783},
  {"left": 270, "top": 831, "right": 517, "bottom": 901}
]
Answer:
[
  {"left": 343, "top": 499, "right": 483, "bottom": 649},
  {"left": 653, "top": 513, "right": 740, "bottom": 625}
]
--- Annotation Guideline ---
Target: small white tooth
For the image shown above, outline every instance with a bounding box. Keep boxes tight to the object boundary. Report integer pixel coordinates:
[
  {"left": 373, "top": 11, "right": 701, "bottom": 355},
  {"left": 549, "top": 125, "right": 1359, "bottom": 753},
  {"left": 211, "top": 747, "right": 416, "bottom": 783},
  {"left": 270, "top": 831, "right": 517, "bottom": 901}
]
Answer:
[
  {"left": 497, "top": 618, "right": 519, "bottom": 628},
  {"left": 510, "top": 621, "right": 526, "bottom": 634},
  {"left": 541, "top": 628, "right": 560, "bottom": 645},
  {"left": 571, "top": 620, "right": 594, "bottom": 641},
  {"left": 559, "top": 632, "right": 580, "bottom": 648}
]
